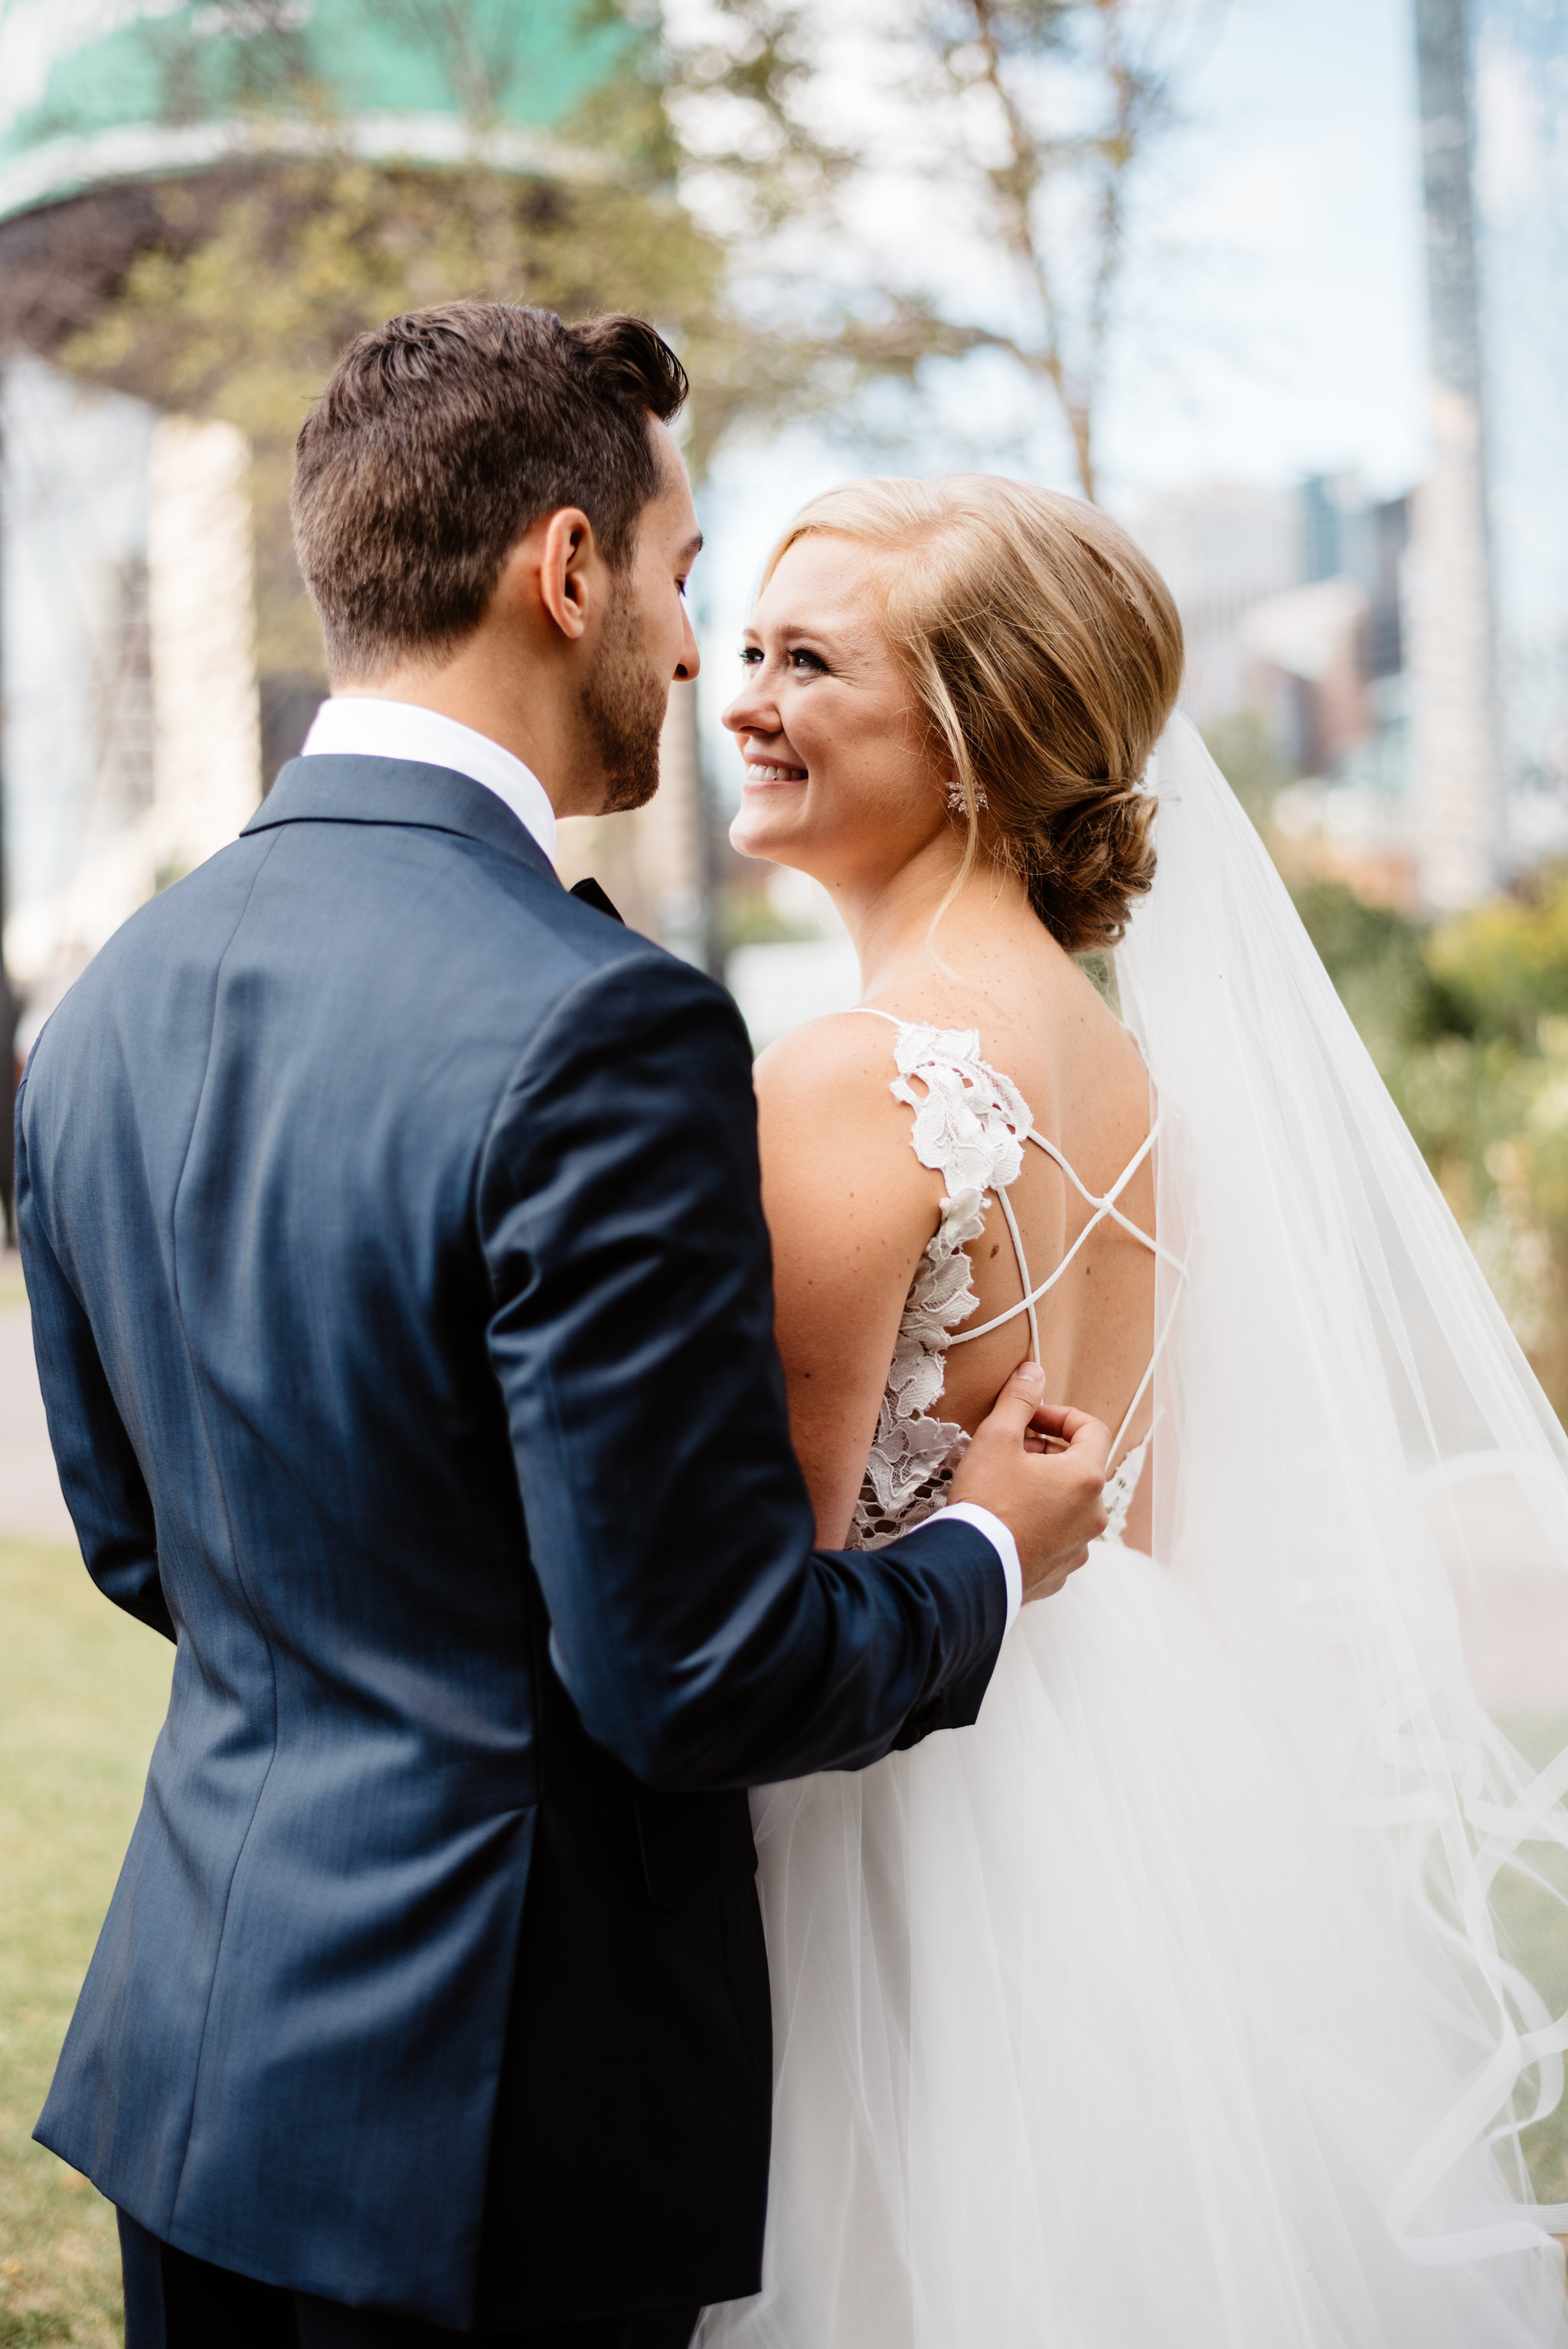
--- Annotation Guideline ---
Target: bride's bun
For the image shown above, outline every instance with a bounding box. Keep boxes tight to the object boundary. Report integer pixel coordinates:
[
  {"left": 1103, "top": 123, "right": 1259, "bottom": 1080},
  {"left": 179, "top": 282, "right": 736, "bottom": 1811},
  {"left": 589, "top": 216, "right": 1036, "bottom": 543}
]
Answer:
[{"left": 764, "top": 476, "right": 1184, "bottom": 953}]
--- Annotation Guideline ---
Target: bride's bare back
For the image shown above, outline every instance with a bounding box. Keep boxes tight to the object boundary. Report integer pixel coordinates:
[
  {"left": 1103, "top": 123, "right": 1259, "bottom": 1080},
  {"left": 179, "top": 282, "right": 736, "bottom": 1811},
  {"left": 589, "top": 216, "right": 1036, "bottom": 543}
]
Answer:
[
  {"left": 755, "top": 911, "right": 1156, "bottom": 1547},
  {"left": 721, "top": 484, "right": 1181, "bottom": 1550}
]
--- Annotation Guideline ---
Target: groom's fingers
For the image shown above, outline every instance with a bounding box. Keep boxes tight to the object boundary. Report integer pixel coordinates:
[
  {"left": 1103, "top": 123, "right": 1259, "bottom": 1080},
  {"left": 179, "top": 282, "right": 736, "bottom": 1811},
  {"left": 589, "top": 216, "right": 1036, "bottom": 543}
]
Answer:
[
  {"left": 967, "top": 1368, "right": 1110, "bottom": 1476},
  {"left": 976, "top": 1360, "right": 1054, "bottom": 1441},
  {"left": 979, "top": 1372, "right": 1102, "bottom": 1444},
  {"left": 949, "top": 1367, "right": 1112, "bottom": 1600},
  {"left": 1025, "top": 1400, "right": 1106, "bottom": 1455}
]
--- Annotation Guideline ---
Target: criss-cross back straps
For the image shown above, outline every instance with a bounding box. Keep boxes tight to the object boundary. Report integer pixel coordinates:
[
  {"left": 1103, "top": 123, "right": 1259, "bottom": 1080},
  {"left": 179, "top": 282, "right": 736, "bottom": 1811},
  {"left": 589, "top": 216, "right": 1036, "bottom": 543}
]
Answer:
[
  {"left": 949, "top": 1122, "right": 1167, "bottom": 1342},
  {"left": 850, "top": 1007, "right": 1184, "bottom": 1463}
]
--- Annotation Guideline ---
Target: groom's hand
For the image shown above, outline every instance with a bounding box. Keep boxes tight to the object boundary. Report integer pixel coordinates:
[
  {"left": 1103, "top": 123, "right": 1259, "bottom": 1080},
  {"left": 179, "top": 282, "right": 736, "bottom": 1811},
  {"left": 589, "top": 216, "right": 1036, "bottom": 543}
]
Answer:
[{"left": 949, "top": 1364, "right": 1111, "bottom": 1602}]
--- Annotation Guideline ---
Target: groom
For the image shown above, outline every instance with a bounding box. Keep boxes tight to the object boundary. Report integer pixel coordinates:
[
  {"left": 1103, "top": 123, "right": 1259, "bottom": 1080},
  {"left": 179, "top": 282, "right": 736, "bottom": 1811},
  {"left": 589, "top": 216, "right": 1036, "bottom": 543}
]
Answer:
[{"left": 16, "top": 302, "right": 1110, "bottom": 2347}]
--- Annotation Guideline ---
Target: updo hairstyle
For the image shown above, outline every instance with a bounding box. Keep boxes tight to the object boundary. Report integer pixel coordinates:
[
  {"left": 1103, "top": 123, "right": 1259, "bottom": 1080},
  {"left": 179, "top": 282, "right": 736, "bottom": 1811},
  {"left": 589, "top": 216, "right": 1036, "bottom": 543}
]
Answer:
[{"left": 763, "top": 475, "right": 1184, "bottom": 954}]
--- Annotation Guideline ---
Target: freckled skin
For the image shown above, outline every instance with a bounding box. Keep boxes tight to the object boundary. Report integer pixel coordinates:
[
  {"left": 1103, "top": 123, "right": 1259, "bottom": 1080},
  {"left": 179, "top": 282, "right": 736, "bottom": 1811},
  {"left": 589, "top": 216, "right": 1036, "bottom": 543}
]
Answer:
[{"left": 722, "top": 533, "right": 1156, "bottom": 1550}]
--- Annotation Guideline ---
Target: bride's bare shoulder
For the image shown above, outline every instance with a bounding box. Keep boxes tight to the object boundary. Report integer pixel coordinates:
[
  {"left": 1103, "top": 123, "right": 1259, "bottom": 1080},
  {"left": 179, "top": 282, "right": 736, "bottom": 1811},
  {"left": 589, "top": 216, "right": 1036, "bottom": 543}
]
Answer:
[
  {"left": 754, "top": 1009, "right": 896, "bottom": 1104},
  {"left": 753, "top": 1012, "right": 939, "bottom": 1216}
]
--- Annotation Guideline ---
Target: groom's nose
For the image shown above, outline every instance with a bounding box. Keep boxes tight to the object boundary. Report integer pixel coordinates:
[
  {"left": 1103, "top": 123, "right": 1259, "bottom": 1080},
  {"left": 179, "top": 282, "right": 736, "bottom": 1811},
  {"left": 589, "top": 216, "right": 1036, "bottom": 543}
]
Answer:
[{"left": 674, "top": 605, "right": 701, "bottom": 683}]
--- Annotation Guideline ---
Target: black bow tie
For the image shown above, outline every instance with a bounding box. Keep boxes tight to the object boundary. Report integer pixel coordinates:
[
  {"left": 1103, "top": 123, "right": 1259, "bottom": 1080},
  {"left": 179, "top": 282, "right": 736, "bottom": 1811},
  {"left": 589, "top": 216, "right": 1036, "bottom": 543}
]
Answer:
[{"left": 568, "top": 877, "right": 624, "bottom": 924}]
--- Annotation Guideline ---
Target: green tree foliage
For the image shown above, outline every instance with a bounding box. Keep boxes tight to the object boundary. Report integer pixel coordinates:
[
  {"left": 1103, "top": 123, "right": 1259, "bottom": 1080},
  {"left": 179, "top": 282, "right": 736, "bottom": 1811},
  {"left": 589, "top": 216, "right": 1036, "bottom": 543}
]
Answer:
[
  {"left": 661, "top": 0, "right": 1216, "bottom": 501},
  {"left": 54, "top": 0, "right": 993, "bottom": 696},
  {"left": 46, "top": 0, "right": 1215, "bottom": 699},
  {"left": 1202, "top": 709, "right": 1295, "bottom": 835},
  {"left": 1298, "top": 870, "right": 1568, "bottom": 1414},
  {"left": 58, "top": 0, "right": 753, "bottom": 679},
  {"left": 1427, "top": 877, "right": 1568, "bottom": 1046},
  {"left": 66, "top": 147, "right": 733, "bottom": 677}
]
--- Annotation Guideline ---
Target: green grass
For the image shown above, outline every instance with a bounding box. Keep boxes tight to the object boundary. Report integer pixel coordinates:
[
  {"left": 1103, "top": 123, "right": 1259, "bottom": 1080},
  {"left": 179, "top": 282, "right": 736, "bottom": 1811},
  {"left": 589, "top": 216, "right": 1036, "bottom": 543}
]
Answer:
[{"left": 0, "top": 1539, "right": 171, "bottom": 2344}]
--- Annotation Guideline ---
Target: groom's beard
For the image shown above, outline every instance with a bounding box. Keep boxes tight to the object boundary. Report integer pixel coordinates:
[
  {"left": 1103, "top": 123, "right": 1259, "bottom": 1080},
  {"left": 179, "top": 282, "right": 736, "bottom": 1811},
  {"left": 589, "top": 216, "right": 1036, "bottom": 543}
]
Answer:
[{"left": 580, "top": 577, "right": 668, "bottom": 815}]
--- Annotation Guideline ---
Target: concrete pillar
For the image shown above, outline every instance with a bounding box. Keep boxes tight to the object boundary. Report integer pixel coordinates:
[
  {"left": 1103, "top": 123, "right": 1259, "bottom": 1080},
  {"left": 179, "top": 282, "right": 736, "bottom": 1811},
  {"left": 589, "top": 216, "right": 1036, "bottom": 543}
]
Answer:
[
  {"left": 1, "top": 375, "right": 260, "bottom": 1042},
  {"left": 147, "top": 413, "right": 261, "bottom": 878}
]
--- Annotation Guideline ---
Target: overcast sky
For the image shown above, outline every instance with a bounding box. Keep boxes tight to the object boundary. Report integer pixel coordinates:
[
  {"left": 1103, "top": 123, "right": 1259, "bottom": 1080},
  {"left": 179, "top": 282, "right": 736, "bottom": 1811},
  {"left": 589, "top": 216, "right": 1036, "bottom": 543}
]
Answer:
[{"left": 689, "top": 0, "right": 1432, "bottom": 775}]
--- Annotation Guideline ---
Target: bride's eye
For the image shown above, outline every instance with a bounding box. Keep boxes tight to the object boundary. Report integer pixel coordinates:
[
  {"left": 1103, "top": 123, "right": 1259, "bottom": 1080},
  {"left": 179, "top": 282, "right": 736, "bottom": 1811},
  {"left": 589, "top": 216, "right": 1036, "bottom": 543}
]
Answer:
[
  {"left": 739, "top": 646, "right": 763, "bottom": 666},
  {"left": 788, "top": 647, "right": 828, "bottom": 674}
]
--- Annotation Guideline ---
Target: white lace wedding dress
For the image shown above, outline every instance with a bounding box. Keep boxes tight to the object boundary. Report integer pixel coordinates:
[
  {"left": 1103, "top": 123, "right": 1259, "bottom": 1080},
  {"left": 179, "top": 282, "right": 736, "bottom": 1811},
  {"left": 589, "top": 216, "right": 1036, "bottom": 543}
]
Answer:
[{"left": 697, "top": 1014, "right": 1568, "bottom": 2349}]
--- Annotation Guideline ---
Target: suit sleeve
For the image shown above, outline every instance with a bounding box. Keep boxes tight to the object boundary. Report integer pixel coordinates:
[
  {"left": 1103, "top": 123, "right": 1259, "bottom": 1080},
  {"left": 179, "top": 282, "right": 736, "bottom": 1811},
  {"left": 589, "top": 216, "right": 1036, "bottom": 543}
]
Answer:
[
  {"left": 476, "top": 952, "right": 1007, "bottom": 1791},
  {"left": 14, "top": 1071, "right": 174, "bottom": 1642}
]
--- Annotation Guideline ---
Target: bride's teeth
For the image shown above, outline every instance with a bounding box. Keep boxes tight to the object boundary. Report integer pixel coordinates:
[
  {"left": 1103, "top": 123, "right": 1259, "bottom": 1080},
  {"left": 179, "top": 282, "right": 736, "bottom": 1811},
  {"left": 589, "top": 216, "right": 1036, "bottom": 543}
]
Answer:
[{"left": 746, "top": 762, "right": 806, "bottom": 782}]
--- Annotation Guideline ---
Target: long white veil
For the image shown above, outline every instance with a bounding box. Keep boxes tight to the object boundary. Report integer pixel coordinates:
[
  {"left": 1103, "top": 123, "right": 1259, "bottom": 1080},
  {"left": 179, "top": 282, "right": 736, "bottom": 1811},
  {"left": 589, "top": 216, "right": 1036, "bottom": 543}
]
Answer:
[{"left": 1117, "top": 713, "right": 1568, "bottom": 2261}]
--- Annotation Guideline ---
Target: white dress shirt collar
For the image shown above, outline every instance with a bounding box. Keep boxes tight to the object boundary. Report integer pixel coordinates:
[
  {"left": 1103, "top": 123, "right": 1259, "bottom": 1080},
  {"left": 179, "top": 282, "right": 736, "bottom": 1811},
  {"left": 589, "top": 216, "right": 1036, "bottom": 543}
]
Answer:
[{"left": 300, "top": 697, "right": 557, "bottom": 864}]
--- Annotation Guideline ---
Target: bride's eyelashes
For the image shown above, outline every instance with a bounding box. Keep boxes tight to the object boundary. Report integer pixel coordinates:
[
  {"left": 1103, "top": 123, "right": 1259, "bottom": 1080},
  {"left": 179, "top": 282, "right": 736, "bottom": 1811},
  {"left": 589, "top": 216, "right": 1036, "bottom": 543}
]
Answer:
[{"left": 737, "top": 644, "right": 829, "bottom": 674}]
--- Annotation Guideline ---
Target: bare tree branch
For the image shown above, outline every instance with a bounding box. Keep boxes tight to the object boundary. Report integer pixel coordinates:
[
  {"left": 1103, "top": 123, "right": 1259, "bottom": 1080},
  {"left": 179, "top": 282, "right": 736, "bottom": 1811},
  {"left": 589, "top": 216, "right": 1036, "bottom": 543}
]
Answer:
[
  {"left": 664, "top": 0, "right": 858, "bottom": 234},
  {"left": 907, "top": 0, "right": 1197, "bottom": 501}
]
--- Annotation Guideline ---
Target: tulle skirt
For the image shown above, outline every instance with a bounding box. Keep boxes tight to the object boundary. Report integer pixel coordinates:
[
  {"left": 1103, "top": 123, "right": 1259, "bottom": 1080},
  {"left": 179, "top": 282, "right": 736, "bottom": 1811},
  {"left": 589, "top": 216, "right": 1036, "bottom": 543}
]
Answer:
[{"left": 697, "top": 1540, "right": 1568, "bottom": 2348}]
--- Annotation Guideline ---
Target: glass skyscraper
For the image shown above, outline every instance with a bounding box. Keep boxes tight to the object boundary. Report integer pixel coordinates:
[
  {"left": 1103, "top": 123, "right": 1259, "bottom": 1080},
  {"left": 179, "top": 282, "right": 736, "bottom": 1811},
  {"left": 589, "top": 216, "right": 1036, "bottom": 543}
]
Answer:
[{"left": 1472, "top": 0, "right": 1568, "bottom": 798}]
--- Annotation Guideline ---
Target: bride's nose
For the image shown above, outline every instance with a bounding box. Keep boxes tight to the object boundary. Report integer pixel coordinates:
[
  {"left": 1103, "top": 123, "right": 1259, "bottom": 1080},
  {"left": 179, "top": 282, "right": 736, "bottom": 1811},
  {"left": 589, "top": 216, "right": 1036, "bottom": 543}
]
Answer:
[{"left": 722, "top": 670, "right": 776, "bottom": 737}]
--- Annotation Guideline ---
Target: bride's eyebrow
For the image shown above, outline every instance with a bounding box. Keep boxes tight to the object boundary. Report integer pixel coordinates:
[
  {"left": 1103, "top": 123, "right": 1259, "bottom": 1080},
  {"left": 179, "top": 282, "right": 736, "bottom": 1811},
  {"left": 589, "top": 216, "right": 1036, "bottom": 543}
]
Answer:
[{"left": 744, "top": 615, "right": 847, "bottom": 655}]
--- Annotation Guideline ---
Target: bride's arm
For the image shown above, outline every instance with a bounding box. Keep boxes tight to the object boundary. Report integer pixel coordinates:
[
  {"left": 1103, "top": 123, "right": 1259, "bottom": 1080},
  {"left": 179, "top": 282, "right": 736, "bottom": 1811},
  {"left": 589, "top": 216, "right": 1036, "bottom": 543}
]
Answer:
[{"left": 754, "top": 1016, "right": 944, "bottom": 1547}]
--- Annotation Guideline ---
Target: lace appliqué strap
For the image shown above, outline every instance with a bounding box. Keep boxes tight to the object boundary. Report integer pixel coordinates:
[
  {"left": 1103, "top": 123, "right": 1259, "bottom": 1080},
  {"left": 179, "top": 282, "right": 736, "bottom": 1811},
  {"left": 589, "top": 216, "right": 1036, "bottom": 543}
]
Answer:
[{"left": 851, "top": 1025, "right": 1034, "bottom": 1550}]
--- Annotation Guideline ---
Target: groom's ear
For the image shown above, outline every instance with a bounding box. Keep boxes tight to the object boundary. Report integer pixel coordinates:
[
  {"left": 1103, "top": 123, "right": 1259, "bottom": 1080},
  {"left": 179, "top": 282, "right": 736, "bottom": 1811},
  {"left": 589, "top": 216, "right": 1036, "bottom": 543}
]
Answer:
[{"left": 531, "top": 506, "right": 602, "bottom": 645}]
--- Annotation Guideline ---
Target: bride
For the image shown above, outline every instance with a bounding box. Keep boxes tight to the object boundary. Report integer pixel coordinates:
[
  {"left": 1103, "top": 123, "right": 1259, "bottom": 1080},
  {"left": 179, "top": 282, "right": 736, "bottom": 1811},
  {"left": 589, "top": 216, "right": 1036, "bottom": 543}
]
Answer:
[{"left": 697, "top": 475, "right": 1568, "bottom": 2346}]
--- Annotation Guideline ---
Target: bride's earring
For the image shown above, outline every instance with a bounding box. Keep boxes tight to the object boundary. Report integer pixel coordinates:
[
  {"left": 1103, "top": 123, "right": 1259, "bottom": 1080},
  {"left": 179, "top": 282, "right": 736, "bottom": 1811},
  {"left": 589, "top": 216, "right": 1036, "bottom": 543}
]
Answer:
[{"left": 946, "top": 779, "right": 988, "bottom": 813}]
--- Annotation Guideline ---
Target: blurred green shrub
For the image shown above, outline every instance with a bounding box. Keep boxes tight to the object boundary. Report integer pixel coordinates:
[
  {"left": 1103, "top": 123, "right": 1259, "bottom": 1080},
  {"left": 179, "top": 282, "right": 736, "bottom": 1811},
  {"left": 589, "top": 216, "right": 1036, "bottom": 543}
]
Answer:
[
  {"left": 1204, "top": 710, "right": 1298, "bottom": 833},
  {"left": 1427, "top": 874, "right": 1568, "bottom": 1044},
  {"left": 1298, "top": 870, "right": 1568, "bottom": 1413}
]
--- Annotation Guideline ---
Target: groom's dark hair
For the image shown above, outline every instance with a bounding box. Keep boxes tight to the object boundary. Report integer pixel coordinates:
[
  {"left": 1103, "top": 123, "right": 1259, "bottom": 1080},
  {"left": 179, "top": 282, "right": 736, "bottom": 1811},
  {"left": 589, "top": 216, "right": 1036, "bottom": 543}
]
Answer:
[{"left": 292, "top": 300, "right": 688, "bottom": 681}]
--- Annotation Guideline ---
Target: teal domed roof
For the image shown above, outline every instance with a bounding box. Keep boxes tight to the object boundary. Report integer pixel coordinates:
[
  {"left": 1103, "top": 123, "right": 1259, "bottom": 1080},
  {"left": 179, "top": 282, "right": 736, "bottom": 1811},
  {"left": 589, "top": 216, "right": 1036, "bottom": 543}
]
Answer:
[{"left": 0, "top": 0, "right": 625, "bottom": 226}]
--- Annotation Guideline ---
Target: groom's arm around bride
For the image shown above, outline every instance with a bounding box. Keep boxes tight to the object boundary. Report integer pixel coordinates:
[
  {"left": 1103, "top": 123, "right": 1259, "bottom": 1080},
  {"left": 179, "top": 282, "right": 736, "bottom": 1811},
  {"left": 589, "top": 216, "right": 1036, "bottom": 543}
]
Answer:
[{"left": 15, "top": 301, "right": 1109, "bottom": 2347}]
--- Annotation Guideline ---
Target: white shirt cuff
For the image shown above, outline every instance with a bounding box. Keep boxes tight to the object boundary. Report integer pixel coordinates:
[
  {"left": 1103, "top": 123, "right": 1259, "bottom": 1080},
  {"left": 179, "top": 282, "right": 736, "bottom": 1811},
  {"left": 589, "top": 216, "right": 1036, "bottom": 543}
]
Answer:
[{"left": 942, "top": 1501, "right": 1022, "bottom": 1636}]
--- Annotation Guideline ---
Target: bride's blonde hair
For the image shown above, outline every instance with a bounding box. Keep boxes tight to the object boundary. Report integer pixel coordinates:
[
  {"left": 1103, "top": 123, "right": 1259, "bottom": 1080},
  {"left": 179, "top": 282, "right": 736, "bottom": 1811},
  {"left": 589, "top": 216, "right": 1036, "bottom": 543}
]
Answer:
[{"left": 762, "top": 475, "right": 1184, "bottom": 953}]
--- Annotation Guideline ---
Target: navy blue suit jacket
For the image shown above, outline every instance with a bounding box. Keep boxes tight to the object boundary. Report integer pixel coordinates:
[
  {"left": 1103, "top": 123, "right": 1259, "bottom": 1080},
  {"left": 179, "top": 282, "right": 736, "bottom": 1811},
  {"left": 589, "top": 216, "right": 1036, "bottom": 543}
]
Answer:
[{"left": 17, "top": 756, "right": 1006, "bottom": 2328}]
